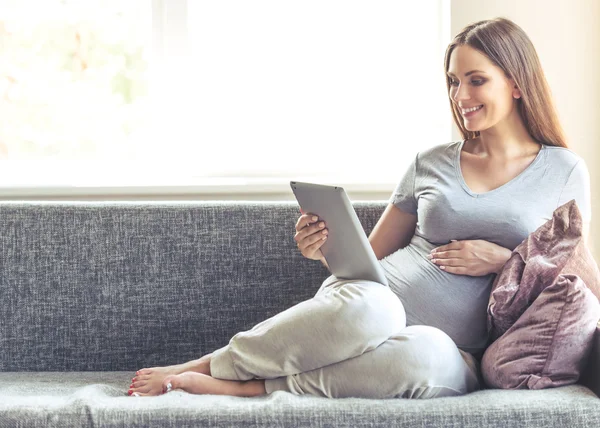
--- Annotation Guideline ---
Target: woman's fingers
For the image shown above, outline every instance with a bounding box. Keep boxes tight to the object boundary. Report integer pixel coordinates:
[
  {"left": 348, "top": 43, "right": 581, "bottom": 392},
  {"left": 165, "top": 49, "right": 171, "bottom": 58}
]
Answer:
[
  {"left": 297, "top": 226, "right": 327, "bottom": 249},
  {"left": 296, "top": 229, "right": 328, "bottom": 259},
  {"left": 302, "top": 232, "right": 328, "bottom": 258},
  {"left": 428, "top": 249, "right": 460, "bottom": 259},
  {"left": 295, "top": 215, "right": 327, "bottom": 241},
  {"left": 295, "top": 222, "right": 327, "bottom": 245},
  {"left": 296, "top": 214, "right": 319, "bottom": 232},
  {"left": 294, "top": 213, "right": 328, "bottom": 260}
]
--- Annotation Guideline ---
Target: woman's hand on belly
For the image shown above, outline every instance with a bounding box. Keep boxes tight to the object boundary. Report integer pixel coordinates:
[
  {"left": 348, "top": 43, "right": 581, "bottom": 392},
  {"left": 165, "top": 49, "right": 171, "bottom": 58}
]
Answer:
[{"left": 427, "top": 239, "right": 512, "bottom": 276}]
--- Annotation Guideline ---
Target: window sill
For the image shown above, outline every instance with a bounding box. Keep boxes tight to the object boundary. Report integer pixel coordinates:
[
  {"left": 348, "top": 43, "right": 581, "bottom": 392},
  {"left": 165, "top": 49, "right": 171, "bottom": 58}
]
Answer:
[{"left": 0, "top": 180, "right": 395, "bottom": 201}]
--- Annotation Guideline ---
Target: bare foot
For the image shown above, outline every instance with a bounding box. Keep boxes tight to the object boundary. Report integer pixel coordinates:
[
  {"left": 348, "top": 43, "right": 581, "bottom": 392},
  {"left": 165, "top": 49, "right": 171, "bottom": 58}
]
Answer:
[
  {"left": 161, "top": 371, "right": 266, "bottom": 397},
  {"left": 129, "top": 353, "right": 212, "bottom": 397}
]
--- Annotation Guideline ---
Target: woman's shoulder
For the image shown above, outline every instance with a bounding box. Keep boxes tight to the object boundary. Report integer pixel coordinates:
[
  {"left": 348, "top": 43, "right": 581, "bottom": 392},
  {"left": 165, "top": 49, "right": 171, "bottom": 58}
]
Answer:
[
  {"left": 416, "top": 141, "right": 461, "bottom": 161},
  {"left": 541, "top": 144, "right": 587, "bottom": 170}
]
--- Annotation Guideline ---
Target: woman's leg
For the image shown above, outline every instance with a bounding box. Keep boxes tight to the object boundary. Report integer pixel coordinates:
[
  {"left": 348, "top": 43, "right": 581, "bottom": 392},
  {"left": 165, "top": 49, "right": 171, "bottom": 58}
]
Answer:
[
  {"left": 153, "top": 371, "right": 266, "bottom": 397},
  {"left": 131, "top": 275, "right": 405, "bottom": 396},
  {"left": 264, "top": 325, "right": 481, "bottom": 399},
  {"left": 130, "top": 353, "right": 214, "bottom": 396},
  {"left": 142, "top": 325, "right": 479, "bottom": 399},
  {"left": 210, "top": 275, "right": 406, "bottom": 381}
]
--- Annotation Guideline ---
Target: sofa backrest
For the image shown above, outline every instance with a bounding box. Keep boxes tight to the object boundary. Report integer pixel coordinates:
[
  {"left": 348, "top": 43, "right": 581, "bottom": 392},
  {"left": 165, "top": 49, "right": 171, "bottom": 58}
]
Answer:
[{"left": 0, "top": 201, "right": 383, "bottom": 371}]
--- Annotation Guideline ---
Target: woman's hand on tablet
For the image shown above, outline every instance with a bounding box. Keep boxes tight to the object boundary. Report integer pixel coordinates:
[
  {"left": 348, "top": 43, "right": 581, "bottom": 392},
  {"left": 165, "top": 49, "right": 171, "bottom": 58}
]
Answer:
[{"left": 294, "top": 213, "right": 328, "bottom": 261}]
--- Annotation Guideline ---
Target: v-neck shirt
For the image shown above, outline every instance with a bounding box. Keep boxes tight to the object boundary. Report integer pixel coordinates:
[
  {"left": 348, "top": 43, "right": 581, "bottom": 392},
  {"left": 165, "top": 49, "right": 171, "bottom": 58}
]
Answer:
[
  {"left": 380, "top": 140, "right": 591, "bottom": 354},
  {"left": 455, "top": 139, "right": 545, "bottom": 198}
]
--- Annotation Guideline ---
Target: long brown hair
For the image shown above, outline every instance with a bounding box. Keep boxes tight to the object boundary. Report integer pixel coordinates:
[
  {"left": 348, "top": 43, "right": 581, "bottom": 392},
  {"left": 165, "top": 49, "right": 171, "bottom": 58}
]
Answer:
[{"left": 444, "top": 17, "right": 568, "bottom": 148}]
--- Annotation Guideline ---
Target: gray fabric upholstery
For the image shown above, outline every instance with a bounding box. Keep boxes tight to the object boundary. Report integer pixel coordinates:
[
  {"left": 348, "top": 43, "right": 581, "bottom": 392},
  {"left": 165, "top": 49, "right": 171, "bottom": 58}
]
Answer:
[
  {"left": 0, "top": 202, "right": 354, "bottom": 372},
  {"left": 1, "top": 372, "right": 599, "bottom": 428},
  {"left": 1, "top": 201, "right": 599, "bottom": 427}
]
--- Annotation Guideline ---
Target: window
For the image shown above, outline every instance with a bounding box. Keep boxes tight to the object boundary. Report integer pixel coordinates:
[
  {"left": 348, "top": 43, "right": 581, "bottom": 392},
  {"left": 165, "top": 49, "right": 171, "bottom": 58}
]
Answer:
[{"left": 0, "top": 0, "right": 450, "bottom": 197}]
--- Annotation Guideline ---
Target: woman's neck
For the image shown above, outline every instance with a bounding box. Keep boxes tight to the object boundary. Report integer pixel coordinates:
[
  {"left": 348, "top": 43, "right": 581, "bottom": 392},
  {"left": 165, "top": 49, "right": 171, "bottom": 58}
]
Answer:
[{"left": 469, "top": 113, "right": 539, "bottom": 160}]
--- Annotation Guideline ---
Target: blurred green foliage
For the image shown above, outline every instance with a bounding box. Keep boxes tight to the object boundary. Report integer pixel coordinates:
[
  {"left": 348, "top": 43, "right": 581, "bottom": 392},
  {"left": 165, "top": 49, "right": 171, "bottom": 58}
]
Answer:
[{"left": 0, "top": 0, "right": 150, "bottom": 160}]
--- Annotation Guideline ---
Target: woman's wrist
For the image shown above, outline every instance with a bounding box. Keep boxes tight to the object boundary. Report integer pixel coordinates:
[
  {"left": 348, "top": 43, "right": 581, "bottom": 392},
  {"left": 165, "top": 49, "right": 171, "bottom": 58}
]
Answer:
[{"left": 494, "top": 247, "right": 513, "bottom": 274}]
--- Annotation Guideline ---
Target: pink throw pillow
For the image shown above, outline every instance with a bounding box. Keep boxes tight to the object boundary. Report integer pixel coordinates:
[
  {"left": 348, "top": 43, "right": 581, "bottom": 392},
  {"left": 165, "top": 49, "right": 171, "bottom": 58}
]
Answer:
[
  {"left": 482, "top": 200, "right": 600, "bottom": 389},
  {"left": 487, "top": 200, "right": 600, "bottom": 342},
  {"left": 482, "top": 274, "right": 599, "bottom": 389}
]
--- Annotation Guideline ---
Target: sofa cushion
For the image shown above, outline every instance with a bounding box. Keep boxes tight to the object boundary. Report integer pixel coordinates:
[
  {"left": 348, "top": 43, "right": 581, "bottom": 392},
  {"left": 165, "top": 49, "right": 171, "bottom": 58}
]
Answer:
[
  {"left": 483, "top": 200, "right": 600, "bottom": 389},
  {"left": 1, "top": 372, "right": 599, "bottom": 428}
]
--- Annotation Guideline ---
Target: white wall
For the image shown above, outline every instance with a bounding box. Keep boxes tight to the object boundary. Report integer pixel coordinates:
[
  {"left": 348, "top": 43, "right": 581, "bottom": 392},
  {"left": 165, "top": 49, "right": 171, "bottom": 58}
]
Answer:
[{"left": 451, "top": 0, "right": 600, "bottom": 260}]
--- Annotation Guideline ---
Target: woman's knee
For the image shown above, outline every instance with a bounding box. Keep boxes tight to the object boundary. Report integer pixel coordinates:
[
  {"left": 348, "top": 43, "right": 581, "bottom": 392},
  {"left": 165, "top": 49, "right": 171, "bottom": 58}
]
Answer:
[{"left": 329, "top": 282, "right": 406, "bottom": 338}]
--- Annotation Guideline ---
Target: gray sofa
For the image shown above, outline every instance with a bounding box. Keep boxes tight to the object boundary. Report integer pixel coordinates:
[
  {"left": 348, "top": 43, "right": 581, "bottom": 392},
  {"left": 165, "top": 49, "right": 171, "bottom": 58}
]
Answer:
[{"left": 1, "top": 201, "right": 599, "bottom": 427}]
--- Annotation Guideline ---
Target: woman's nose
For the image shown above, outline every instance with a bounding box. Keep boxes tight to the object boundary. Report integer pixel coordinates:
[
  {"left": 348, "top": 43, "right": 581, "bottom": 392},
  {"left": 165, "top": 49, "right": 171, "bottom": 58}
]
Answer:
[{"left": 452, "top": 83, "right": 470, "bottom": 102}]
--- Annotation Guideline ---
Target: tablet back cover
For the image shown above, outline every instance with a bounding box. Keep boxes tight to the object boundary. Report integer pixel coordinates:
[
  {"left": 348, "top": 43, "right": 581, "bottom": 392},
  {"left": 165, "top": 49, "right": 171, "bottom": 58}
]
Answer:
[{"left": 291, "top": 181, "right": 388, "bottom": 286}]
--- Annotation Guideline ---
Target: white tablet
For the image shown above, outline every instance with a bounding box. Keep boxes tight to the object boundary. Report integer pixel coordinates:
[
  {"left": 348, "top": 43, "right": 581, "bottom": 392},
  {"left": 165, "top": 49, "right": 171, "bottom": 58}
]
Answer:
[{"left": 290, "top": 181, "right": 388, "bottom": 286}]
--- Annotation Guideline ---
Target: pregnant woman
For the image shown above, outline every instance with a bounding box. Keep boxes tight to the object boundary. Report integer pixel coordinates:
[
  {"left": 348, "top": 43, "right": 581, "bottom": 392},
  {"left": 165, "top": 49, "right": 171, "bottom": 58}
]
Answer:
[{"left": 129, "top": 17, "right": 591, "bottom": 399}]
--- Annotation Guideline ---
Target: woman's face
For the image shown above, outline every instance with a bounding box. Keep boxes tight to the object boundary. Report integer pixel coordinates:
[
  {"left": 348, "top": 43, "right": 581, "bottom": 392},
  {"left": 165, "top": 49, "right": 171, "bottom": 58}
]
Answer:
[{"left": 447, "top": 44, "right": 520, "bottom": 133}]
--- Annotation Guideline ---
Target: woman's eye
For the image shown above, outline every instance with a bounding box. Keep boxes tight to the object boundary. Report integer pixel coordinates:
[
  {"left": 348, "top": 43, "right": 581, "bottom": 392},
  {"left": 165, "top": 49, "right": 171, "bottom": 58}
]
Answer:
[{"left": 448, "top": 78, "right": 485, "bottom": 87}]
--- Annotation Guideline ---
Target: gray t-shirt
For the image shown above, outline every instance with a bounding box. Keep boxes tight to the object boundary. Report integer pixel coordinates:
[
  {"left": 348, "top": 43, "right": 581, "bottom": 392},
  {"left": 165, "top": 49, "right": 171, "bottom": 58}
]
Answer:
[{"left": 380, "top": 140, "right": 592, "bottom": 354}]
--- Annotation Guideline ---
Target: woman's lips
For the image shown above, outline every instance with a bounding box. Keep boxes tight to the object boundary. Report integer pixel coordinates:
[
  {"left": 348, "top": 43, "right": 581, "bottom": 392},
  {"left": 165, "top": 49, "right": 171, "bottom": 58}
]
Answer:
[{"left": 462, "top": 105, "right": 483, "bottom": 118}]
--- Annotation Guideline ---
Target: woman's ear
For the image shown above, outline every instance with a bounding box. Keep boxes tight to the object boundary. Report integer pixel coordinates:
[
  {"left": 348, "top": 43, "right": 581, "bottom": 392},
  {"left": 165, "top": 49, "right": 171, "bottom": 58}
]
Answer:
[{"left": 511, "top": 80, "right": 521, "bottom": 99}]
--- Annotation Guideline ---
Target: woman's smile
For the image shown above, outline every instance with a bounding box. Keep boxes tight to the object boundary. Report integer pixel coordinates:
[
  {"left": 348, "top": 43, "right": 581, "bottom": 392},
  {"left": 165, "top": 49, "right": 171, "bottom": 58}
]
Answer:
[{"left": 461, "top": 105, "right": 484, "bottom": 118}]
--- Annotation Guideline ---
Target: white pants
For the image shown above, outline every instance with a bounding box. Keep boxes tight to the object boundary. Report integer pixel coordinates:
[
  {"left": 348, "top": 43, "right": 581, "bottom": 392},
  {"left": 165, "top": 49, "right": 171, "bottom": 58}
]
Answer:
[{"left": 210, "top": 275, "right": 481, "bottom": 399}]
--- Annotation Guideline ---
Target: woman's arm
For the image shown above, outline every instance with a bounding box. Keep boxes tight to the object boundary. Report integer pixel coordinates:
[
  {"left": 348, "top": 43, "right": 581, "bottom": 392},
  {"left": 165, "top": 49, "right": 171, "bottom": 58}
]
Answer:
[{"left": 368, "top": 204, "right": 418, "bottom": 260}]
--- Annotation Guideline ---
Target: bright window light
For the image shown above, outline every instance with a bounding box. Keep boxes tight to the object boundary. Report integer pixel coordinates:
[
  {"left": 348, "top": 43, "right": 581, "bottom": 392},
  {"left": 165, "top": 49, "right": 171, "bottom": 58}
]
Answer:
[{"left": 0, "top": 0, "right": 450, "bottom": 195}]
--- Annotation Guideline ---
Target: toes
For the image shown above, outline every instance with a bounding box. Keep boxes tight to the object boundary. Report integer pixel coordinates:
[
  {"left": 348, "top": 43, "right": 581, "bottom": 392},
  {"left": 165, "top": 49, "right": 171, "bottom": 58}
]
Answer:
[
  {"left": 132, "top": 380, "right": 147, "bottom": 388},
  {"left": 130, "top": 384, "right": 151, "bottom": 394},
  {"left": 136, "top": 368, "right": 152, "bottom": 376},
  {"left": 138, "top": 384, "right": 152, "bottom": 394}
]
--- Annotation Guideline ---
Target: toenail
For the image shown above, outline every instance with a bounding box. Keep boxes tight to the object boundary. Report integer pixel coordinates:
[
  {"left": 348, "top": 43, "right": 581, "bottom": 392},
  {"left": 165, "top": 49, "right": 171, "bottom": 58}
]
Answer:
[{"left": 128, "top": 390, "right": 133, "bottom": 395}]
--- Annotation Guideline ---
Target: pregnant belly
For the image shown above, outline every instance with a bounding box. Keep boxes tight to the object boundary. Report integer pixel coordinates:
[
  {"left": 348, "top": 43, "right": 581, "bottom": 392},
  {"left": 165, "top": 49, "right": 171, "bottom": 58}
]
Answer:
[{"left": 379, "top": 238, "right": 494, "bottom": 353}]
